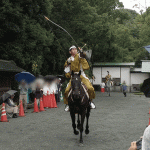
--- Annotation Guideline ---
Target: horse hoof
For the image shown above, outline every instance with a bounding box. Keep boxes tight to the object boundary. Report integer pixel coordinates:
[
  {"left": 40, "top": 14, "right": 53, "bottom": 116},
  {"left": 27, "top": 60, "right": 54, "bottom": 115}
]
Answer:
[
  {"left": 79, "top": 139, "right": 83, "bottom": 144},
  {"left": 79, "top": 143, "right": 84, "bottom": 147},
  {"left": 74, "top": 131, "right": 79, "bottom": 135},
  {"left": 85, "top": 129, "right": 89, "bottom": 134}
]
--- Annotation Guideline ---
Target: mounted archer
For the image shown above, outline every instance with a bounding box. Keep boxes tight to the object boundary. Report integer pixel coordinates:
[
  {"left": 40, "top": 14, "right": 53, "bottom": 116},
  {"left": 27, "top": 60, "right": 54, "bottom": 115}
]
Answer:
[
  {"left": 105, "top": 71, "right": 111, "bottom": 83},
  {"left": 64, "top": 45, "right": 96, "bottom": 112}
]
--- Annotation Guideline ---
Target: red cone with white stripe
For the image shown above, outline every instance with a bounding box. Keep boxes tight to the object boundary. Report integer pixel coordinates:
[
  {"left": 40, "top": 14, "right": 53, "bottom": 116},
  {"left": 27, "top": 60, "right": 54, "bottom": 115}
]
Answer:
[
  {"left": 39, "top": 98, "right": 46, "bottom": 112},
  {"left": 33, "top": 98, "right": 39, "bottom": 113},
  {"left": 19, "top": 100, "right": 25, "bottom": 117},
  {"left": 0, "top": 103, "right": 9, "bottom": 122}
]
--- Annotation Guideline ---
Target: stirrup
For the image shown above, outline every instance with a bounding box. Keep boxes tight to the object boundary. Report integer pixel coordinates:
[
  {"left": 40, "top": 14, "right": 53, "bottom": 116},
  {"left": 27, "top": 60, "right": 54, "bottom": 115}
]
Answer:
[
  {"left": 64, "top": 105, "right": 70, "bottom": 112},
  {"left": 90, "top": 102, "right": 96, "bottom": 109}
]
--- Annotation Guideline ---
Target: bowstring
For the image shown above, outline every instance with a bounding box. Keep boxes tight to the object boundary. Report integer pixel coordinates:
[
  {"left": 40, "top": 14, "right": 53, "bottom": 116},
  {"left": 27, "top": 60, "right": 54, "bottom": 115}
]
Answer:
[{"left": 46, "top": 21, "right": 67, "bottom": 59}]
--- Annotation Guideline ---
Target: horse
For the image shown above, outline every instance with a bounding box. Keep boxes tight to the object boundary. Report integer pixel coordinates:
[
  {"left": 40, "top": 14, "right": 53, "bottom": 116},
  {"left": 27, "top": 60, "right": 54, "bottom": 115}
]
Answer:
[{"left": 68, "top": 70, "right": 91, "bottom": 144}]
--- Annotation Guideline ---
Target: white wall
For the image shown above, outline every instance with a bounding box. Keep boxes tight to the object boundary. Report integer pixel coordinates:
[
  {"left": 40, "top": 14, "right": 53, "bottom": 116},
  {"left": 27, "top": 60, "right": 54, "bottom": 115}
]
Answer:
[
  {"left": 142, "top": 61, "right": 150, "bottom": 72},
  {"left": 121, "top": 67, "right": 130, "bottom": 86},
  {"left": 131, "top": 73, "right": 149, "bottom": 85},
  {"left": 93, "top": 66, "right": 149, "bottom": 86},
  {"left": 93, "top": 67, "right": 101, "bottom": 85},
  {"left": 102, "top": 67, "right": 120, "bottom": 78}
]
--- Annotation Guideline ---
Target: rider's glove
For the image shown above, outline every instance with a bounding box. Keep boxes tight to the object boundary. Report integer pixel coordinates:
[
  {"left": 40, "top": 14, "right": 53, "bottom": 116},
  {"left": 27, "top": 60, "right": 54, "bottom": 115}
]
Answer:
[{"left": 79, "top": 52, "right": 86, "bottom": 58}]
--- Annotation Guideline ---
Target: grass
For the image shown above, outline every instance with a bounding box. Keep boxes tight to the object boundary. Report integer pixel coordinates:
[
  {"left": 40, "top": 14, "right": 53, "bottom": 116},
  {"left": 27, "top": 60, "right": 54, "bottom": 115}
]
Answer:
[{"left": 134, "top": 92, "right": 144, "bottom": 95}]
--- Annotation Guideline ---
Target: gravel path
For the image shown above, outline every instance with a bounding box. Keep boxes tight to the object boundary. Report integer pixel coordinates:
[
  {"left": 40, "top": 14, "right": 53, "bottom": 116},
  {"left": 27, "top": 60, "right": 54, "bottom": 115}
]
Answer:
[{"left": 0, "top": 92, "right": 149, "bottom": 150}]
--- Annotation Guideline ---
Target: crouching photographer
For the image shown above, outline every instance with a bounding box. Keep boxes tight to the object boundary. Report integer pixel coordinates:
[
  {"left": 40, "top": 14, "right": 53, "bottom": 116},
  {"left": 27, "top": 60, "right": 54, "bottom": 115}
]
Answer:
[{"left": 128, "top": 125, "right": 150, "bottom": 150}]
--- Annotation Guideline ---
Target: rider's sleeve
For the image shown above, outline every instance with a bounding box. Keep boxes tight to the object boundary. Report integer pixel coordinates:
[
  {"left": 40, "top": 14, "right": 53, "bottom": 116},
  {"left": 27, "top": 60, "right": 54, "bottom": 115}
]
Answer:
[
  {"left": 80, "top": 58, "right": 90, "bottom": 70},
  {"left": 64, "top": 60, "right": 68, "bottom": 68},
  {"left": 64, "top": 60, "right": 71, "bottom": 78}
]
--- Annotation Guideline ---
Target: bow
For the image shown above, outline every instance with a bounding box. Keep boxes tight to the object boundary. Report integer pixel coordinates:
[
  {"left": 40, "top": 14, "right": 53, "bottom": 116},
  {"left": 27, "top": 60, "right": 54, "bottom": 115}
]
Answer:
[
  {"left": 44, "top": 15, "right": 79, "bottom": 48},
  {"left": 44, "top": 15, "right": 95, "bottom": 80}
]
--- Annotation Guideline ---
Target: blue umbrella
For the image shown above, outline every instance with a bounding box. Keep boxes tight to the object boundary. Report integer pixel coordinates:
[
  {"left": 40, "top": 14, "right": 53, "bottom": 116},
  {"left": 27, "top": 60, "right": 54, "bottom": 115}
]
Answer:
[
  {"left": 143, "top": 45, "right": 150, "bottom": 53},
  {"left": 15, "top": 71, "right": 36, "bottom": 84}
]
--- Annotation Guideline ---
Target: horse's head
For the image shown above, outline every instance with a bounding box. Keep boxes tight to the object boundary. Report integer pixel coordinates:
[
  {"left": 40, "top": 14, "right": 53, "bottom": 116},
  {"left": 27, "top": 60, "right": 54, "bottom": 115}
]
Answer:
[{"left": 71, "top": 70, "right": 81, "bottom": 100}]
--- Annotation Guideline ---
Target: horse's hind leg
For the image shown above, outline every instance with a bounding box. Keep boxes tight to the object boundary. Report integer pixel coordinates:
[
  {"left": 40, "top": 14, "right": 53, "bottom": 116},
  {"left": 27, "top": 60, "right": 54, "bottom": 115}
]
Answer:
[
  {"left": 70, "top": 112, "right": 79, "bottom": 135},
  {"left": 77, "top": 114, "right": 80, "bottom": 130},
  {"left": 85, "top": 107, "right": 90, "bottom": 134}
]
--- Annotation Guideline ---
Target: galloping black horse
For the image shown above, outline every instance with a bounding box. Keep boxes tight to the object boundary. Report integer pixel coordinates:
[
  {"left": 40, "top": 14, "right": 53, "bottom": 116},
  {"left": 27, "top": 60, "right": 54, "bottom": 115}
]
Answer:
[{"left": 68, "top": 70, "right": 91, "bottom": 144}]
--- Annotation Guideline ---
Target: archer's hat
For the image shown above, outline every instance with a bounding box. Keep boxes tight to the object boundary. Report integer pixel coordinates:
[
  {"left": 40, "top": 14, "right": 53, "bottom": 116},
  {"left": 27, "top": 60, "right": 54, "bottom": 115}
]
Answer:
[{"left": 69, "top": 45, "right": 76, "bottom": 51}]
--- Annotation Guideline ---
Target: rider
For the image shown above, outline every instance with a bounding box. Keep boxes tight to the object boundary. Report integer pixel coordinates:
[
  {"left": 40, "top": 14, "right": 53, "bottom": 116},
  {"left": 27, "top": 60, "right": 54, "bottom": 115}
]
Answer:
[
  {"left": 105, "top": 71, "right": 111, "bottom": 84},
  {"left": 64, "top": 45, "right": 96, "bottom": 112}
]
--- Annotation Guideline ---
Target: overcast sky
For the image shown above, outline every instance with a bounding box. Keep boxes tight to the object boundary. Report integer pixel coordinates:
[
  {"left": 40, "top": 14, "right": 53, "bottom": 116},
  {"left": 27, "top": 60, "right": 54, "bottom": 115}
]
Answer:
[{"left": 119, "top": 0, "right": 150, "bottom": 14}]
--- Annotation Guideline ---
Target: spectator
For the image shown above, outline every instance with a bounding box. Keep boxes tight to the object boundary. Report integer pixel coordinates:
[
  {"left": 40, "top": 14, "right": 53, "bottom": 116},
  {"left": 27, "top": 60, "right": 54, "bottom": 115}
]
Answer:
[
  {"left": 27, "top": 87, "right": 32, "bottom": 104},
  {"left": 142, "top": 125, "right": 150, "bottom": 149},
  {"left": 122, "top": 81, "right": 127, "bottom": 97},
  {"left": 34, "top": 83, "right": 43, "bottom": 107},
  {"left": 19, "top": 80, "right": 28, "bottom": 113},
  {"left": 5, "top": 94, "right": 19, "bottom": 118},
  {"left": 128, "top": 125, "right": 150, "bottom": 150},
  {"left": 42, "top": 82, "right": 49, "bottom": 108},
  {"left": 101, "top": 82, "right": 105, "bottom": 88},
  {"left": 128, "top": 141, "right": 137, "bottom": 150},
  {"left": 55, "top": 78, "right": 61, "bottom": 103}
]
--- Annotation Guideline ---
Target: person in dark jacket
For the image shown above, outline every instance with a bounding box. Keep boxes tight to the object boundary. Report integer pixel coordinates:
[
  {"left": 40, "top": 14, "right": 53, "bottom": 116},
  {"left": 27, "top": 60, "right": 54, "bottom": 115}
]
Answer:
[
  {"left": 34, "top": 83, "right": 43, "bottom": 107},
  {"left": 121, "top": 81, "right": 127, "bottom": 97}
]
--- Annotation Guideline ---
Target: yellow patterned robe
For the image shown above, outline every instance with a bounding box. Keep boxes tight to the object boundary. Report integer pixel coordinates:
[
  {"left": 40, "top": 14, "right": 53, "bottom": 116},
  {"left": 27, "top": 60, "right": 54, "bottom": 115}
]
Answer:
[{"left": 64, "top": 53, "right": 95, "bottom": 104}]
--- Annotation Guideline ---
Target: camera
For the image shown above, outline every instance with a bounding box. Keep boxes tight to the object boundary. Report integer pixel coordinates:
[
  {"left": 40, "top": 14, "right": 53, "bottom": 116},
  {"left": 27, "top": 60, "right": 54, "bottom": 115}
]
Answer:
[{"left": 136, "top": 138, "right": 142, "bottom": 150}]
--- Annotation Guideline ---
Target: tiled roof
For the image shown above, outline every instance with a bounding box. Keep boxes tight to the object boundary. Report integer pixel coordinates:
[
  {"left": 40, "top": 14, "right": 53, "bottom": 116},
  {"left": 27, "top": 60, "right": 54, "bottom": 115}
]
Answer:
[{"left": 0, "top": 59, "right": 25, "bottom": 72}]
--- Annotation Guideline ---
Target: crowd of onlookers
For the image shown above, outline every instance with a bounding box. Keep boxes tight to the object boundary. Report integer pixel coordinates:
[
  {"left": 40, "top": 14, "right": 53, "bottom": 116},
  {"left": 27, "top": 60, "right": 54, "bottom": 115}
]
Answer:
[{"left": 4, "top": 78, "right": 62, "bottom": 118}]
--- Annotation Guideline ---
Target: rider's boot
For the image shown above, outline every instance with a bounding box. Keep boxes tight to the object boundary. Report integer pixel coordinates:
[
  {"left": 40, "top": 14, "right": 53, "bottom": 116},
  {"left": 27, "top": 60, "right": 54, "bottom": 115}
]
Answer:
[
  {"left": 90, "top": 100, "right": 96, "bottom": 109},
  {"left": 64, "top": 104, "right": 70, "bottom": 112}
]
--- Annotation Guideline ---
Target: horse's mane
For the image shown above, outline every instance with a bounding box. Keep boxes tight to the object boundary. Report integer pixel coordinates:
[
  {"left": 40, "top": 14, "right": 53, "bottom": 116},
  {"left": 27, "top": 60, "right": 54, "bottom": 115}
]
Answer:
[{"left": 68, "top": 73, "right": 89, "bottom": 107}]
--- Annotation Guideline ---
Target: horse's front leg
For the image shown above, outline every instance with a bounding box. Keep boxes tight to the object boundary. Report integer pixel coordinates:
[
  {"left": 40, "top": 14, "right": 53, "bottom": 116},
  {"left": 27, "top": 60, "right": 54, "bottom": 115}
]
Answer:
[
  {"left": 80, "top": 111, "right": 86, "bottom": 143},
  {"left": 77, "top": 113, "right": 80, "bottom": 130},
  {"left": 70, "top": 112, "right": 79, "bottom": 135},
  {"left": 85, "top": 106, "right": 90, "bottom": 134}
]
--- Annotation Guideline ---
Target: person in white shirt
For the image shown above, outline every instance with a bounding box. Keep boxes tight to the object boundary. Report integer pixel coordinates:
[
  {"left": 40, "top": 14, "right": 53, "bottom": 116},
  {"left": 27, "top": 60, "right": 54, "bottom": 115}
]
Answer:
[{"left": 128, "top": 125, "right": 150, "bottom": 150}]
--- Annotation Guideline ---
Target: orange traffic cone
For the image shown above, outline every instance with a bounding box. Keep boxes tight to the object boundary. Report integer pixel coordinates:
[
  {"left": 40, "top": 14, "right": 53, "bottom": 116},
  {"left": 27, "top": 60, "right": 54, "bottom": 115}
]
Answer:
[
  {"left": 19, "top": 100, "right": 25, "bottom": 117},
  {"left": 52, "top": 92, "right": 57, "bottom": 108},
  {"left": 148, "top": 114, "right": 150, "bottom": 126},
  {"left": 0, "top": 103, "right": 9, "bottom": 122},
  {"left": 33, "top": 98, "right": 39, "bottom": 113},
  {"left": 39, "top": 98, "right": 46, "bottom": 112},
  {"left": 148, "top": 108, "right": 150, "bottom": 114}
]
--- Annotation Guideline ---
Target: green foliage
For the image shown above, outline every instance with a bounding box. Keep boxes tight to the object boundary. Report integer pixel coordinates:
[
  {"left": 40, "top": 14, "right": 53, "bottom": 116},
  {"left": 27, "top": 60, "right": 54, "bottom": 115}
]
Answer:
[{"left": 0, "top": 0, "right": 150, "bottom": 77}]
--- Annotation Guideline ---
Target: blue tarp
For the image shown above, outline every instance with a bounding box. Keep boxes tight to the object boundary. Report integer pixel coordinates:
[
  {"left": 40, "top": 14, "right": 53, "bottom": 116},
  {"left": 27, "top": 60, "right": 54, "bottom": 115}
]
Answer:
[{"left": 143, "top": 45, "right": 150, "bottom": 53}]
